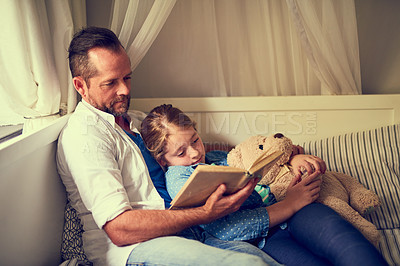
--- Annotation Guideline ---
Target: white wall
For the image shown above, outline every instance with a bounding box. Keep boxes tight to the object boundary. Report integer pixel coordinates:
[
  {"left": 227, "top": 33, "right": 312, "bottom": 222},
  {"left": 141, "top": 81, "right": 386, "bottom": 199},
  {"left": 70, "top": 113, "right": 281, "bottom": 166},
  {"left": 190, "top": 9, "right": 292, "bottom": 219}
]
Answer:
[{"left": 355, "top": 0, "right": 400, "bottom": 94}]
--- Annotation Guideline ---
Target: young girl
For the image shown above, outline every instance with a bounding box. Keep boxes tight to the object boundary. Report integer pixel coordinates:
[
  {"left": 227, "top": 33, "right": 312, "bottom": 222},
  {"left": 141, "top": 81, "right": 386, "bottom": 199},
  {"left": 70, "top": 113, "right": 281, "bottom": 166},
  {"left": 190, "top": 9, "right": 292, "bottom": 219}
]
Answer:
[{"left": 140, "top": 104, "right": 388, "bottom": 266}]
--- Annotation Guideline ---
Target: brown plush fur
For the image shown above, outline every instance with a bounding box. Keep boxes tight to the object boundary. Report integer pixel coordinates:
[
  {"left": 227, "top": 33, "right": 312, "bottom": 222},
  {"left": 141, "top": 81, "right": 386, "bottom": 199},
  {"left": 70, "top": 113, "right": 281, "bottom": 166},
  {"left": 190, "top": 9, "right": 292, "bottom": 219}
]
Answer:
[{"left": 227, "top": 134, "right": 381, "bottom": 247}]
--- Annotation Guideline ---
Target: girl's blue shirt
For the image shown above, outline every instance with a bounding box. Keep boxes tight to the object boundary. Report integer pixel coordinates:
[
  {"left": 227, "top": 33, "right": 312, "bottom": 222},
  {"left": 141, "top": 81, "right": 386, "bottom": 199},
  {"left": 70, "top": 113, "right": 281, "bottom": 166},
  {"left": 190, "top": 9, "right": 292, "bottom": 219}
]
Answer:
[
  {"left": 122, "top": 134, "right": 276, "bottom": 248},
  {"left": 125, "top": 131, "right": 172, "bottom": 208},
  {"left": 166, "top": 150, "right": 276, "bottom": 248}
]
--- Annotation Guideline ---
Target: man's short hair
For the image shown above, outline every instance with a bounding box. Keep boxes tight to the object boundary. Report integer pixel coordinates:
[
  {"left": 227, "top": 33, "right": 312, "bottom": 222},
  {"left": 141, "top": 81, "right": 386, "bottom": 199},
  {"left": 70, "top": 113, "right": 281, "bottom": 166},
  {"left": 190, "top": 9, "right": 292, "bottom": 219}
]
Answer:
[{"left": 68, "top": 27, "right": 123, "bottom": 84}]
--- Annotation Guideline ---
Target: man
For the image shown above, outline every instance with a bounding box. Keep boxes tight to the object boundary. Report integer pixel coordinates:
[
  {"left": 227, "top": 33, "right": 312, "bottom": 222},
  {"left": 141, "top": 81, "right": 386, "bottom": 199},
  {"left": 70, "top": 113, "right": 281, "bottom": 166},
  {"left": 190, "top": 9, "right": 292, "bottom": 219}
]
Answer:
[{"left": 57, "top": 26, "right": 279, "bottom": 266}]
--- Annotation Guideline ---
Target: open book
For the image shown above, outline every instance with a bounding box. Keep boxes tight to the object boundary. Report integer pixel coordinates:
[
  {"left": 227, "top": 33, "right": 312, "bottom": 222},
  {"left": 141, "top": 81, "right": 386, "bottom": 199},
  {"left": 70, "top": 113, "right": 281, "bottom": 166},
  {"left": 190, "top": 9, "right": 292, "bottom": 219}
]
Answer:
[{"left": 169, "top": 150, "right": 283, "bottom": 209}]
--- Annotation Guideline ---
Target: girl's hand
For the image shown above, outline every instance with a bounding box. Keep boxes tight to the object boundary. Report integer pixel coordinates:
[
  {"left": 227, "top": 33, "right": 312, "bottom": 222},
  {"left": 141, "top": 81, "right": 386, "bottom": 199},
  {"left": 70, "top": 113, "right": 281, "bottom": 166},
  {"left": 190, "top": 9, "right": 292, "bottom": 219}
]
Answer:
[
  {"left": 265, "top": 171, "right": 322, "bottom": 227},
  {"left": 289, "top": 154, "right": 326, "bottom": 178},
  {"left": 284, "top": 171, "right": 322, "bottom": 213}
]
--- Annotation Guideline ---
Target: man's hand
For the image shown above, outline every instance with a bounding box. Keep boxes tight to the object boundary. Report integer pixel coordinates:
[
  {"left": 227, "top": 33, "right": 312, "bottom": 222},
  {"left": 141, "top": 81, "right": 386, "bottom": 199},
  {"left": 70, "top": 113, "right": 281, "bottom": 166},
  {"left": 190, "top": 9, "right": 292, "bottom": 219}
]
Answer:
[
  {"left": 199, "top": 178, "right": 258, "bottom": 223},
  {"left": 103, "top": 178, "right": 258, "bottom": 246}
]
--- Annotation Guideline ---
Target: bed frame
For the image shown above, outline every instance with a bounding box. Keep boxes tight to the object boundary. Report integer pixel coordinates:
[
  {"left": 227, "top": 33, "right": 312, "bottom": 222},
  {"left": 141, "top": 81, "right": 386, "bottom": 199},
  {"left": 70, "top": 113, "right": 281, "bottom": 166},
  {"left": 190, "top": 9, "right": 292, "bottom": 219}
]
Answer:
[
  {"left": 0, "top": 94, "right": 399, "bottom": 265},
  {"left": 131, "top": 94, "right": 400, "bottom": 145}
]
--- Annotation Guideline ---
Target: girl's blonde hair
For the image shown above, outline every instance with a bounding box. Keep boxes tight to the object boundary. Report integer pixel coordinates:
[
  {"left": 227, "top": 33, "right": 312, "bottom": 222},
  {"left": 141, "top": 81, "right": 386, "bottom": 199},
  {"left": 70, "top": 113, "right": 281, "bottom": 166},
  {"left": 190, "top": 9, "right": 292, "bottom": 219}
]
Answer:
[{"left": 140, "top": 104, "right": 196, "bottom": 163}]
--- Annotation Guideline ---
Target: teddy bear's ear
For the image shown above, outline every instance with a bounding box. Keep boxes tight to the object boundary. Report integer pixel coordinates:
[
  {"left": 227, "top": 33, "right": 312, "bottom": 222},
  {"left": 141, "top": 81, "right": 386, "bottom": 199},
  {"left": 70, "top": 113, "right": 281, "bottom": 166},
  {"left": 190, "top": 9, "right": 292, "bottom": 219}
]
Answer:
[
  {"left": 264, "top": 134, "right": 293, "bottom": 165},
  {"left": 227, "top": 146, "right": 245, "bottom": 169}
]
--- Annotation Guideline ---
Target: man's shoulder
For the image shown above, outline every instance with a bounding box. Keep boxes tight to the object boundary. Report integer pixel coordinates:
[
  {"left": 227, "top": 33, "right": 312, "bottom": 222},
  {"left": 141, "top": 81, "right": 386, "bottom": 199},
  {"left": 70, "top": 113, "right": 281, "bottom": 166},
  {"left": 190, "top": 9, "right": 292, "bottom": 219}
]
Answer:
[
  {"left": 60, "top": 103, "right": 113, "bottom": 141},
  {"left": 56, "top": 103, "right": 118, "bottom": 167}
]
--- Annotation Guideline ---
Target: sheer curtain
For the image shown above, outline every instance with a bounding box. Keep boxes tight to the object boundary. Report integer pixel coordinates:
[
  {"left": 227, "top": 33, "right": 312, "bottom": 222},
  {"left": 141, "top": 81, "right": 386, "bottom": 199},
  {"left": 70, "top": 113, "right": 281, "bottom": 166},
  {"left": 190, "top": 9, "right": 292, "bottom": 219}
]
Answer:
[
  {"left": 110, "top": 0, "right": 177, "bottom": 71},
  {"left": 0, "top": 0, "right": 84, "bottom": 132},
  {"left": 287, "top": 0, "right": 361, "bottom": 95},
  {"left": 0, "top": 0, "right": 361, "bottom": 133},
  {"left": 130, "top": 0, "right": 361, "bottom": 97}
]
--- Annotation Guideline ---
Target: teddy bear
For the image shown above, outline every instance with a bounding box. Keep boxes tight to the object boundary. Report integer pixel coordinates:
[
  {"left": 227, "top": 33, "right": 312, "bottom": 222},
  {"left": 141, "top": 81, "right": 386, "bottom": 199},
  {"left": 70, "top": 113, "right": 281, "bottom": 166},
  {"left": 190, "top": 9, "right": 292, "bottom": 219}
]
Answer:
[{"left": 227, "top": 133, "right": 381, "bottom": 247}]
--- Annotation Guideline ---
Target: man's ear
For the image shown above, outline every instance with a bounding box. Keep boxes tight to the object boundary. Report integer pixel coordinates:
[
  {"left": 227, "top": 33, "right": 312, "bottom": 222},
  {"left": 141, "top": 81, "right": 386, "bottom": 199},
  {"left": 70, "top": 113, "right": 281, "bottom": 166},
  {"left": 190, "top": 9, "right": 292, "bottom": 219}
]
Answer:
[{"left": 73, "top": 76, "right": 87, "bottom": 99}]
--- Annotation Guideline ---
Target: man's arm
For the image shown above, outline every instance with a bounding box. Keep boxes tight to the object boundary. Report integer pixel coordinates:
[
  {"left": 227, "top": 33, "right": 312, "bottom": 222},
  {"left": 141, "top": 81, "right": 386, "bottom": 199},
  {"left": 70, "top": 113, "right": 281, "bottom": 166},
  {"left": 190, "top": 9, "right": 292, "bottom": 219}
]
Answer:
[{"left": 103, "top": 178, "right": 258, "bottom": 246}]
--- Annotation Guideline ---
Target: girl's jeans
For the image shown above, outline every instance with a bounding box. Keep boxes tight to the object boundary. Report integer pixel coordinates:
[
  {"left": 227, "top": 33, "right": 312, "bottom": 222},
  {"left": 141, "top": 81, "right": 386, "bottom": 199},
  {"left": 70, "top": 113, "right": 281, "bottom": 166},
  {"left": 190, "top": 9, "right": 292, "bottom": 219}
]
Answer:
[{"left": 263, "top": 203, "right": 388, "bottom": 266}]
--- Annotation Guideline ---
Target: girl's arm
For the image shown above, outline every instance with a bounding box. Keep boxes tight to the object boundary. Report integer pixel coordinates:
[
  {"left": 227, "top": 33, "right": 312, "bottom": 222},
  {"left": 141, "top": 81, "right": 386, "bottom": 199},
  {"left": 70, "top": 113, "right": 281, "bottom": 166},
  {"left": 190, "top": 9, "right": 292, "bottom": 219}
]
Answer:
[
  {"left": 165, "top": 166, "right": 192, "bottom": 199},
  {"left": 267, "top": 166, "right": 322, "bottom": 227}
]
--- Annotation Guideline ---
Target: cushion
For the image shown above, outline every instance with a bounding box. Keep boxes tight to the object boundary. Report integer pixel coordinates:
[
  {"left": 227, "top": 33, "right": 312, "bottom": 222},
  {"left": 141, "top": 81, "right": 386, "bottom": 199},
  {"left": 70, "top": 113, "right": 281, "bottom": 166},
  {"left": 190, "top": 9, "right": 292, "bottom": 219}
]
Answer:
[
  {"left": 61, "top": 202, "right": 92, "bottom": 265},
  {"left": 302, "top": 124, "right": 400, "bottom": 230},
  {"left": 378, "top": 229, "right": 400, "bottom": 265}
]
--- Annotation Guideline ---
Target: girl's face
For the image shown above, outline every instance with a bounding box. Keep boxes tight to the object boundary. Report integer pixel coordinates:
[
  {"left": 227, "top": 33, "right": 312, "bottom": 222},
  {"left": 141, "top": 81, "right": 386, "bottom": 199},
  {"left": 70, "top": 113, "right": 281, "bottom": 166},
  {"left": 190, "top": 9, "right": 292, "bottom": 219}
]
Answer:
[{"left": 160, "top": 126, "right": 205, "bottom": 167}]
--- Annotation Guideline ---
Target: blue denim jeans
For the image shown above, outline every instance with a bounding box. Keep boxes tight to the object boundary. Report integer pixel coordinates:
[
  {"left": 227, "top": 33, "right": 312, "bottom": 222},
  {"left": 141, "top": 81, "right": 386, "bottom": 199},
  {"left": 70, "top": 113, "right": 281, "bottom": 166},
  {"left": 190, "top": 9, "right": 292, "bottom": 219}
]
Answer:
[
  {"left": 262, "top": 203, "right": 388, "bottom": 266},
  {"left": 127, "top": 226, "right": 282, "bottom": 266}
]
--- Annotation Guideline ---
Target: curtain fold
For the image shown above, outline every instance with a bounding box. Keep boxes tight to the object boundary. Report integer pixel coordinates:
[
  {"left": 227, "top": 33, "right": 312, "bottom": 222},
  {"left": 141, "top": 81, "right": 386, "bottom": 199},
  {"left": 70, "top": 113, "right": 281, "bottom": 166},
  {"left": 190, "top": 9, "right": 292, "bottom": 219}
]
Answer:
[
  {"left": 0, "top": 0, "right": 84, "bottom": 132},
  {"left": 286, "top": 0, "right": 361, "bottom": 94},
  {"left": 132, "top": 0, "right": 361, "bottom": 97},
  {"left": 132, "top": 0, "right": 322, "bottom": 97},
  {"left": 0, "top": 0, "right": 362, "bottom": 133},
  {"left": 0, "top": 0, "right": 60, "bottom": 127},
  {"left": 110, "top": 0, "right": 177, "bottom": 71}
]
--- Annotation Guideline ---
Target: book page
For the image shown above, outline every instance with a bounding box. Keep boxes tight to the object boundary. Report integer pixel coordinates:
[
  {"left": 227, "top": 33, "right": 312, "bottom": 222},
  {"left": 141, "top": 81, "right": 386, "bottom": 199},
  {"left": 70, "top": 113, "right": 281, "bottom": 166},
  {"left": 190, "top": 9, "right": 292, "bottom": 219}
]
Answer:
[{"left": 247, "top": 150, "right": 283, "bottom": 179}]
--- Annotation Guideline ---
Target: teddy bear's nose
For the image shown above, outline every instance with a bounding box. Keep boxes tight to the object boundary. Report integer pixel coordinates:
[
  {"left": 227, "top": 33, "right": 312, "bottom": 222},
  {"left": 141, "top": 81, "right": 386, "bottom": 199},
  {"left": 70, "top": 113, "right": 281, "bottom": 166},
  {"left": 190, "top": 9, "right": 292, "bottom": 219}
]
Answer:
[
  {"left": 274, "top": 133, "right": 284, "bottom": 138},
  {"left": 259, "top": 145, "right": 263, "bottom": 150}
]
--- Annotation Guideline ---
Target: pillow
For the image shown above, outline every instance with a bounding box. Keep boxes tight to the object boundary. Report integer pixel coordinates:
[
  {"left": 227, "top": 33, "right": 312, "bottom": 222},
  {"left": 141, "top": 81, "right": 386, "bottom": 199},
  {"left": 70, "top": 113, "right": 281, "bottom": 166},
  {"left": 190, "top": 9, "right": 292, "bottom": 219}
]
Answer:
[
  {"left": 378, "top": 228, "right": 400, "bottom": 265},
  {"left": 61, "top": 202, "right": 92, "bottom": 265},
  {"left": 302, "top": 124, "right": 400, "bottom": 230}
]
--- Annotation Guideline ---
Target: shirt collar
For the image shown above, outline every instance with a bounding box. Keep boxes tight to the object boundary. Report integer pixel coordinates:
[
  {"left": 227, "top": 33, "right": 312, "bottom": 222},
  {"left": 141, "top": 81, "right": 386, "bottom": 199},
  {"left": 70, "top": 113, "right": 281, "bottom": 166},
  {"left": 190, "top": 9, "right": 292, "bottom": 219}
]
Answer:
[{"left": 80, "top": 100, "right": 117, "bottom": 127}]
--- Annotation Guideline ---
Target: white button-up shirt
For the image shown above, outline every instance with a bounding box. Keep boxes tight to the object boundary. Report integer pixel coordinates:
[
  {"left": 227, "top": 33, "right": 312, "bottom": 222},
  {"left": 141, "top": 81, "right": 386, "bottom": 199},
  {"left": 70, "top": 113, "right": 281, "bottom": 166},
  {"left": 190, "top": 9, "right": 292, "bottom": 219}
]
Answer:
[{"left": 57, "top": 100, "right": 164, "bottom": 266}]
